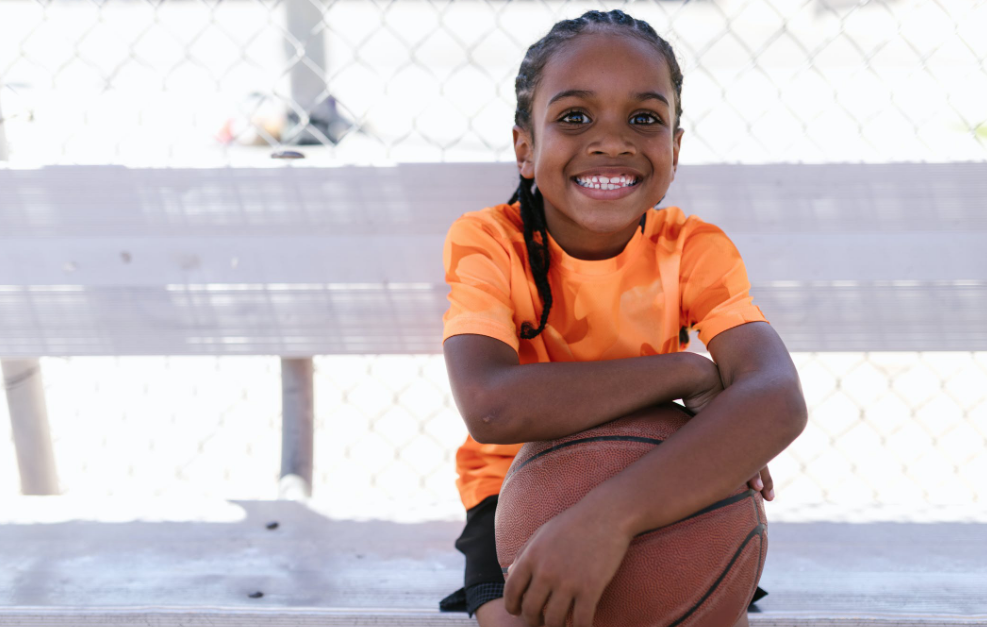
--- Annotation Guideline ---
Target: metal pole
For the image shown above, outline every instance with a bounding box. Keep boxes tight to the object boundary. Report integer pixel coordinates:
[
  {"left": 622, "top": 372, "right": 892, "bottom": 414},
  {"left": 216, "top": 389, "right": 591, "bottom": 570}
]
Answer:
[
  {"left": 279, "top": 357, "right": 314, "bottom": 499},
  {"left": 2, "top": 360, "right": 59, "bottom": 495},
  {"left": 0, "top": 75, "right": 9, "bottom": 161},
  {"left": 282, "top": 0, "right": 328, "bottom": 144},
  {"left": 0, "top": 82, "right": 57, "bottom": 495}
]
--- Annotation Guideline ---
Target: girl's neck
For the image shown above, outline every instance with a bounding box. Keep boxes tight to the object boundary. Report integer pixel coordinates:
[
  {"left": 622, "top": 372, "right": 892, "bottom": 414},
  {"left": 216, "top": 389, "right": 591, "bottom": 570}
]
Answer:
[{"left": 542, "top": 208, "right": 642, "bottom": 261}]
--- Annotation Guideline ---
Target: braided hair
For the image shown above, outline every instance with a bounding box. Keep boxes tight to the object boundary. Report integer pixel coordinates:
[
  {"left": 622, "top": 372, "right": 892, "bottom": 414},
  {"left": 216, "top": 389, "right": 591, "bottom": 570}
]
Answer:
[{"left": 510, "top": 9, "right": 684, "bottom": 340}]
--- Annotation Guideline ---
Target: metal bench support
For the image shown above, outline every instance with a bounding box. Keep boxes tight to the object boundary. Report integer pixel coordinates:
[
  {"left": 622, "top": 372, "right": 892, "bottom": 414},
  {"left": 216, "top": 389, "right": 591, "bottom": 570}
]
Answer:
[
  {"left": 279, "top": 357, "right": 314, "bottom": 499},
  {"left": 2, "top": 359, "right": 59, "bottom": 495},
  {"left": 0, "top": 83, "right": 8, "bottom": 161}
]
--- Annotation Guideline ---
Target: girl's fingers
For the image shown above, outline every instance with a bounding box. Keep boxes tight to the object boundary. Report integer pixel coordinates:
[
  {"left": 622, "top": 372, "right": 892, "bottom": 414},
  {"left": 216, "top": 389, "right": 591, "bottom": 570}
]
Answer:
[
  {"left": 541, "top": 592, "right": 574, "bottom": 627},
  {"left": 520, "top": 581, "right": 552, "bottom": 627},
  {"left": 746, "top": 466, "right": 775, "bottom": 499},
  {"left": 747, "top": 471, "right": 763, "bottom": 491},
  {"left": 761, "top": 465, "right": 775, "bottom": 500},
  {"left": 571, "top": 594, "right": 599, "bottom": 627},
  {"left": 503, "top": 560, "right": 531, "bottom": 616}
]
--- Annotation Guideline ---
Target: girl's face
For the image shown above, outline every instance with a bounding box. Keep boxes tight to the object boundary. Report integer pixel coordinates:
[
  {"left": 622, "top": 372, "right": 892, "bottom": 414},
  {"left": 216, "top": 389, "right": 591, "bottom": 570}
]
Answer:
[{"left": 513, "top": 31, "right": 684, "bottom": 260}]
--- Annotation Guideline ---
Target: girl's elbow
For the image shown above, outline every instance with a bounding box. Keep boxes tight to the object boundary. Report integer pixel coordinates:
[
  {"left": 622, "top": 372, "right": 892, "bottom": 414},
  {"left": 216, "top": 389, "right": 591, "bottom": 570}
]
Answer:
[
  {"left": 462, "top": 393, "right": 516, "bottom": 444},
  {"left": 782, "top": 387, "right": 809, "bottom": 438},
  {"left": 466, "top": 411, "right": 511, "bottom": 445}
]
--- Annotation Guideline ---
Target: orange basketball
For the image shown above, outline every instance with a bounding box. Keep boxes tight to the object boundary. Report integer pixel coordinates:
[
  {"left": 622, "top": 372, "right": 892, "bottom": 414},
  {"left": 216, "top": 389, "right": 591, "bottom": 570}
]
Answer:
[{"left": 495, "top": 402, "right": 767, "bottom": 627}]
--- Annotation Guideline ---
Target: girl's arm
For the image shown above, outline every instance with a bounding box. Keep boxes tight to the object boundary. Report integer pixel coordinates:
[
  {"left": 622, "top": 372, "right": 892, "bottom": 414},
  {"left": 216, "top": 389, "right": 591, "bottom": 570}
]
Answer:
[
  {"left": 443, "top": 333, "right": 720, "bottom": 444},
  {"left": 502, "top": 321, "right": 807, "bottom": 626},
  {"left": 594, "top": 320, "right": 807, "bottom": 533}
]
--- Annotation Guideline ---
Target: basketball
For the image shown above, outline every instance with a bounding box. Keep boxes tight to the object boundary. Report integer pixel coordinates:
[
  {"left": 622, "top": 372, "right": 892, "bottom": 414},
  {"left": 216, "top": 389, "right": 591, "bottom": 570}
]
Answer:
[{"left": 495, "top": 402, "right": 767, "bottom": 627}]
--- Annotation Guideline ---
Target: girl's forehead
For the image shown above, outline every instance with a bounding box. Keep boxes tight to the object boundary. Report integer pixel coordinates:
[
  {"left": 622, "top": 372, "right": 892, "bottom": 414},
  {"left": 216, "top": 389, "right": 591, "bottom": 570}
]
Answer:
[{"left": 535, "top": 32, "right": 672, "bottom": 106}]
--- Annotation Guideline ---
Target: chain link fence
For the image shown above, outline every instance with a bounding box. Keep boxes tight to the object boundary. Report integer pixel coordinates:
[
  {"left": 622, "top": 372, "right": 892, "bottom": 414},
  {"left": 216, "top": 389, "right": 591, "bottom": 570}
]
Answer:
[
  {"left": 1, "top": 0, "right": 984, "bottom": 522},
  {"left": 2, "top": 351, "right": 985, "bottom": 522},
  {"left": 0, "top": 0, "right": 984, "bottom": 167}
]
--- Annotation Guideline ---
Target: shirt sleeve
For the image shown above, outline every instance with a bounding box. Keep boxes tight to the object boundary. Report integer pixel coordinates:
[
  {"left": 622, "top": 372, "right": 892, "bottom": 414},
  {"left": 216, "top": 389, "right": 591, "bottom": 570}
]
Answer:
[
  {"left": 679, "top": 219, "right": 769, "bottom": 347},
  {"left": 442, "top": 215, "right": 520, "bottom": 353}
]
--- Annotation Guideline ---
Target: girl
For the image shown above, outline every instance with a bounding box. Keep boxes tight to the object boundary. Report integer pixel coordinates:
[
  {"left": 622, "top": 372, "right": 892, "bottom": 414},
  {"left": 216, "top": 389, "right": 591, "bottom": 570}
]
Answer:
[{"left": 439, "top": 10, "right": 807, "bottom": 627}]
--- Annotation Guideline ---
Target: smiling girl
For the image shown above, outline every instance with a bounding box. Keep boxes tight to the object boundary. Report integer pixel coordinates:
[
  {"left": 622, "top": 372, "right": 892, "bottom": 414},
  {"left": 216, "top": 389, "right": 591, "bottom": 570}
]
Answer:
[{"left": 438, "top": 10, "right": 807, "bottom": 627}]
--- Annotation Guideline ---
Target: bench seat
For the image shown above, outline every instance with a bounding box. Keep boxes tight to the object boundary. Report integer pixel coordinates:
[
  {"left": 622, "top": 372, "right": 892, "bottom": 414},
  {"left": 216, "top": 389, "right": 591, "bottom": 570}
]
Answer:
[{"left": 1, "top": 497, "right": 985, "bottom": 626}]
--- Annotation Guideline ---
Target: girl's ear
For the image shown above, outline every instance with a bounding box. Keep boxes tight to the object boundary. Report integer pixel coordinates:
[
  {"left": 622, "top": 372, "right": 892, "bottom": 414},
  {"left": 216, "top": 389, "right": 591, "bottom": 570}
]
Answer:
[
  {"left": 671, "top": 127, "right": 685, "bottom": 177},
  {"left": 512, "top": 125, "right": 535, "bottom": 180}
]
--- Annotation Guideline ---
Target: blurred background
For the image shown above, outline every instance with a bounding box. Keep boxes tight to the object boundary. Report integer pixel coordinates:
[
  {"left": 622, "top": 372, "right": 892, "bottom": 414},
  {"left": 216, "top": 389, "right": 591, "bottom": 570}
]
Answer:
[
  {"left": 0, "top": 0, "right": 985, "bottom": 522},
  {"left": 1, "top": 0, "right": 984, "bottom": 166}
]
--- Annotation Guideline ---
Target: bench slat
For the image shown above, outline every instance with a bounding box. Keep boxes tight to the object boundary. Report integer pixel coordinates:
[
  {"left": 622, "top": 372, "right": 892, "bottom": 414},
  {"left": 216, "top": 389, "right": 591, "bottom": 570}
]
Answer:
[{"left": 1, "top": 282, "right": 982, "bottom": 355}]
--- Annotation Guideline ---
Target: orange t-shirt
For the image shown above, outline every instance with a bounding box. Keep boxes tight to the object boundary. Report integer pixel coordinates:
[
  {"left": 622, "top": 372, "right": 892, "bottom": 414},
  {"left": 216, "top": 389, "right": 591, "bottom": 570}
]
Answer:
[{"left": 442, "top": 202, "right": 768, "bottom": 510}]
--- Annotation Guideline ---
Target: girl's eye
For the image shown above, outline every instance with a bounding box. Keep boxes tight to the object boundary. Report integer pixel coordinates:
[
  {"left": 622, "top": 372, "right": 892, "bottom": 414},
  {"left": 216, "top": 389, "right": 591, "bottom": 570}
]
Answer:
[
  {"left": 559, "top": 111, "right": 589, "bottom": 124},
  {"left": 630, "top": 112, "right": 660, "bottom": 125}
]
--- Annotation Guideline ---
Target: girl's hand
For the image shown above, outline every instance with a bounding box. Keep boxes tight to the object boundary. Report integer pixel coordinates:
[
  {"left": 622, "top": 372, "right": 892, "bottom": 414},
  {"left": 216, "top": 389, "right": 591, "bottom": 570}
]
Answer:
[
  {"left": 503, "top": 501, "right": 632, "bottom": 627},
  {"left": 681, "top": 354, "right": 724, "bottom": 415},
  {"left": 747, "top": 465, "right": 775, "bottom": 501}
]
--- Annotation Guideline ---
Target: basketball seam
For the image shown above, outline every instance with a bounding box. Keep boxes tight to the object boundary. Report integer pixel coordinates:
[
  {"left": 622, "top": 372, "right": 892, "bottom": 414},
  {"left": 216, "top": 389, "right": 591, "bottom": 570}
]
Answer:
[
  {"left": 667, "top": 521, "right": 767, "bottom": 627},
  {"left": 750, "top": 494, "right": 766, "bottom": 607},
  {"left": 506, "top": 436, "right": 664, "bottom": 477},
  {"left": 636, "top": 490, "right": 757, "bottom": 538},
  {"left": 504, "top": 403, "right": 694, "bottom": 480}
]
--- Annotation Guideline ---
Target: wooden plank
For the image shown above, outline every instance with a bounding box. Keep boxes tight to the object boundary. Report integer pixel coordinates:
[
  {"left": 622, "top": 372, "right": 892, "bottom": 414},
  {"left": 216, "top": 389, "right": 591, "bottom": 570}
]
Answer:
[
  {"left": 2, "top": 163, "right": 983, "bottom": 236},
  {"left": 1, "top": 281, "right": 983, "bottom": 355},
  {"left": 0, "top": 233, "right": 982, "bottom": 285},
  {"left": 0, "top": 498, "right": 985, "bottom": 625},
  {"left": 0, "top": 163, "right": 984, "bottom": 355},
  {"left": 0, "top": 609, "right": 475, "bottom": 626},
  {"left": 0, "top": 610, "right": 983, "bottom": 626}
]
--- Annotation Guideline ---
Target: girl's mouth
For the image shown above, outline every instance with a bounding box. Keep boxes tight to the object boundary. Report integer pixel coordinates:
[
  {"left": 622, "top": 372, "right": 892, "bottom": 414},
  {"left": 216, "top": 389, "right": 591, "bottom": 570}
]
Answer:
[
  {"left": 572, "top": 173, "right": 641, "bottom": 200},
  {"left": 574, "top": 174, "right": 639, "bottom": 190}
]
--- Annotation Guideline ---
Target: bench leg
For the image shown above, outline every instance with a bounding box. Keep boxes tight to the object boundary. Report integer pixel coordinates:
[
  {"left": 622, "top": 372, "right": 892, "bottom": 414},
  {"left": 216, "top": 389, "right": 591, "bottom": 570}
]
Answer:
[
  {"left": 0, "top": 82, "right": 9, "bottom": 161},
  {"left": 279, "top": 357, "right": 313, "bottom": 499},
  {"left": 2, "top": 359, "right": 59, "bottom": 495}
]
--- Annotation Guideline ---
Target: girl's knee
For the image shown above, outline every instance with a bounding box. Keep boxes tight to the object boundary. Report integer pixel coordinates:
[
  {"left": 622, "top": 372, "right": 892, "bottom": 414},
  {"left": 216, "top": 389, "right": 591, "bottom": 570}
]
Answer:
[{"left": 474, "top": 598, "right": 529, "bottom": 627}]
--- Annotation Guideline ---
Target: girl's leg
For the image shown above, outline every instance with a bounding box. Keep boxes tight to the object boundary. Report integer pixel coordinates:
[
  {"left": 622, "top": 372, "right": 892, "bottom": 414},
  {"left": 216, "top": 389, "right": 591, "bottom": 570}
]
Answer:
[
  {"left": 732, "top": 611, "right": 750, "bottom": 627},
  {"left": 475, "top": 598, "right": 529, "bottom": 627},
  {"left": 453, "top": 496, "right": 513, "bottom": 623}
]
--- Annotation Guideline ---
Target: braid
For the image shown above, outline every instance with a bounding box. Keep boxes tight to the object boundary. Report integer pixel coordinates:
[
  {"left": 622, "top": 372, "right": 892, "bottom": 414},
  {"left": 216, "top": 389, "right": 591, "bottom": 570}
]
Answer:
[
  {"left": 510, "top": 9, "right": 684, "bottom": 340},
  {"left": 513, "top": 175, "right": 553, "bottom": 339}
]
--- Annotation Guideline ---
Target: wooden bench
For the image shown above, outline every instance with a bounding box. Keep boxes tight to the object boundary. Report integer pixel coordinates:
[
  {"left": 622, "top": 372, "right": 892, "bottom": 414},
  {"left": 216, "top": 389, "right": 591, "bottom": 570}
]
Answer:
[
  {"left": 1, "top": 496, "right": 985, "bottom": 625},
  {"left": 1, "top": 162, "right": 986, "bottom": 625}
]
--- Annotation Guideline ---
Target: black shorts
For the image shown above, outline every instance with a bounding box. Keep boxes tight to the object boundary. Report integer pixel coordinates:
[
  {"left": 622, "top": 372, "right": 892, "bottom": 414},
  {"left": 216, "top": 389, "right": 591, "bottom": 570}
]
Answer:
[
  {"left": 438, "top": 494, "right": 769, "bottom": 617},
  {"left": 439, "top": 494, "right": 505, "bottom": 616}
]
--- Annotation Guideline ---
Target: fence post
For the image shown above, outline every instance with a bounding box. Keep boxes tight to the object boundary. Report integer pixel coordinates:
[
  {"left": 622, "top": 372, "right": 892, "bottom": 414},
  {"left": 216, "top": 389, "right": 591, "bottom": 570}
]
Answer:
[
  {"left": 279, "top": 357, "right": 314, "bottom": 499},
  {"left": 282, "top": 0, "right": 328, "bottom": 144},
  {"left": 2, "top": 360, "right": 60, "bottom": 495}
]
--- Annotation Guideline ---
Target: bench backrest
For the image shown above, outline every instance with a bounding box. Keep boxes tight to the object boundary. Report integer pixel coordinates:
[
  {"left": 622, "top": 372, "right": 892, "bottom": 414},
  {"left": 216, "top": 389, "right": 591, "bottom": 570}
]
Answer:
[{"left": 1, "top": 162, "right": 984, "bottom": 356}]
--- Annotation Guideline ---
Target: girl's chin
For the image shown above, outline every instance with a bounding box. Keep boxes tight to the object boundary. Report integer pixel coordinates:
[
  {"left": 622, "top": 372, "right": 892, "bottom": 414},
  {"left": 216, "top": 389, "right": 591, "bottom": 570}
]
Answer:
[{"left": 565, "top": 210, "right": 645, "bottom": 237}]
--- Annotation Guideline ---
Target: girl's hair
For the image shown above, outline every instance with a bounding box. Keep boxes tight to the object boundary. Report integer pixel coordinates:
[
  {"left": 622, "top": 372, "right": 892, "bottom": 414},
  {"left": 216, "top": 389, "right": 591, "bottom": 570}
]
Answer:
[{"left": 509, "top": 9, "right": 684, "bottom": 340}]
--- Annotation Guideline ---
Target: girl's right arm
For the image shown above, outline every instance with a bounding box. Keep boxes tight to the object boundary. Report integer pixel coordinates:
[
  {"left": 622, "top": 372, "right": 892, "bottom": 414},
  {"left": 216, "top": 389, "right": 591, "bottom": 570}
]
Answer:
[{"left": 443, "top": 333, "right": 722, "bottom": 444}]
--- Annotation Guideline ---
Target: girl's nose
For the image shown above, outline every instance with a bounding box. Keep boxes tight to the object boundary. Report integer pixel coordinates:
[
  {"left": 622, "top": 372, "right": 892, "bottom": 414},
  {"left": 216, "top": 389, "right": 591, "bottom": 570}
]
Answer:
[{"left": 588, "top": 120, "right": 636, "bottom": 156}]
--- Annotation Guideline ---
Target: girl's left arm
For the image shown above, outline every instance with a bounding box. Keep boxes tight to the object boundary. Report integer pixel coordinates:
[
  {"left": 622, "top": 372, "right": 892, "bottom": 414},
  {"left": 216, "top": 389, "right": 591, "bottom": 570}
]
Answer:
[{"left": 503, "top": 321, "right": 808, "bottom": 627}]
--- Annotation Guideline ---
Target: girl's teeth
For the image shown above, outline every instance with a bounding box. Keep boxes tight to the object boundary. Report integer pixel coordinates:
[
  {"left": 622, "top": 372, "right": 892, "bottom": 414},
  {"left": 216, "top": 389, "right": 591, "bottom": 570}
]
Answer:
[{"left": 576, "top": 175, "right": 636, "bottom": 189}]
